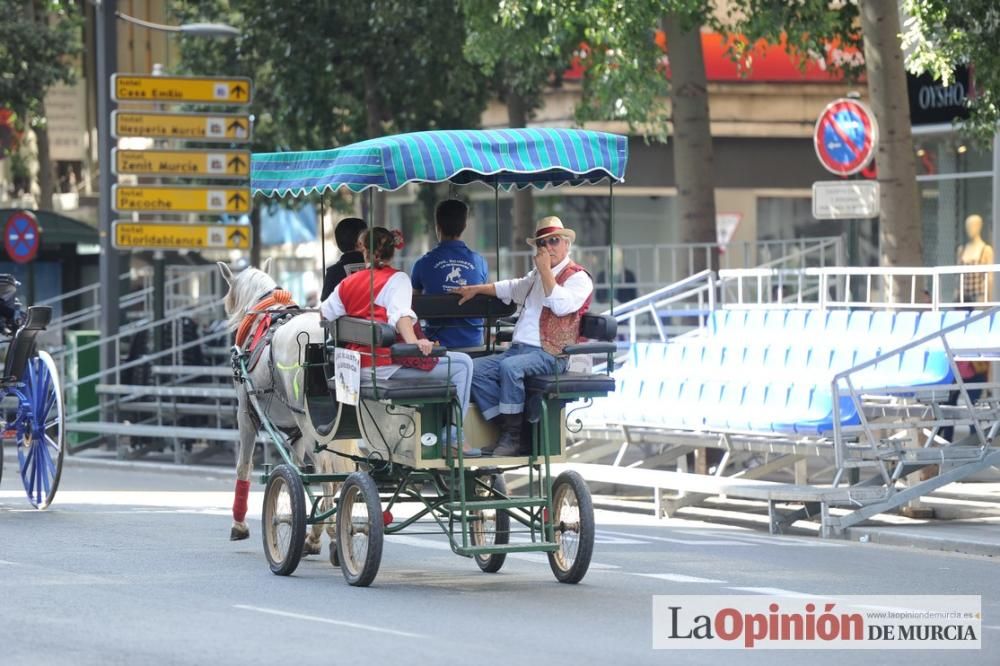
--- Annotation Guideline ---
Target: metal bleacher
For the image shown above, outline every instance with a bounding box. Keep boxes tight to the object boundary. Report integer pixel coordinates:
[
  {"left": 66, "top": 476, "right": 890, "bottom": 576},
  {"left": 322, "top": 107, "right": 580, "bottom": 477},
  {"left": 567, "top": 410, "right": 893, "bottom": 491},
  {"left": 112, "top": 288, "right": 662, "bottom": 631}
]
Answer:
[{"left": 572, "top": 264, "right": 1000, "bottom": 537}]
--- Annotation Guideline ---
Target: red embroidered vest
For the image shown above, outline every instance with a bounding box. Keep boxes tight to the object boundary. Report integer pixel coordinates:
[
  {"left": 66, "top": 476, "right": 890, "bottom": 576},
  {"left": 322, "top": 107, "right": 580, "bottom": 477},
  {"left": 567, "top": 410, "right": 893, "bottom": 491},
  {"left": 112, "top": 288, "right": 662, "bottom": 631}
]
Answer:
[
  {"left": 540, "top": 262, "right": 592, "bottom": 357},
  {"left": 337, "top": 266, "right": 397, "bottom": 367}
]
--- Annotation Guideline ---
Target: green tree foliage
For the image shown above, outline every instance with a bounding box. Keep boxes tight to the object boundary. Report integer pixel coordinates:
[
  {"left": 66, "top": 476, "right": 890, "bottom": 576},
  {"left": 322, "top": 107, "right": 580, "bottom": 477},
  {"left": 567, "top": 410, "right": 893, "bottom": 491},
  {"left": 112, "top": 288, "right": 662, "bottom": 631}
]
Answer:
[
  {"left": 461, "top": 0, "right": 580, "bottom": 116},
  {"left": 902, "top": 0, "right": 1000, "bottom": 143},
  {"left": 720, "top": 0, "right": 864, "bottom": 81},
  {"left": 170, "top": 1, "right": 489, "bottom": 153},
  {"left": 0, "top": 0, "right": 81, "bottom": 152}
]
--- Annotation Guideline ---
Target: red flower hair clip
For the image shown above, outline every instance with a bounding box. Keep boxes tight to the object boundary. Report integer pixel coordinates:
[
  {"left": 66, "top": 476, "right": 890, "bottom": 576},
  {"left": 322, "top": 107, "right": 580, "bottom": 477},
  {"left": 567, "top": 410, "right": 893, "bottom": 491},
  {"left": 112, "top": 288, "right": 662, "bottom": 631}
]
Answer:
[{"left": 391, "top": 229, "right": 405, "bottom": 250}]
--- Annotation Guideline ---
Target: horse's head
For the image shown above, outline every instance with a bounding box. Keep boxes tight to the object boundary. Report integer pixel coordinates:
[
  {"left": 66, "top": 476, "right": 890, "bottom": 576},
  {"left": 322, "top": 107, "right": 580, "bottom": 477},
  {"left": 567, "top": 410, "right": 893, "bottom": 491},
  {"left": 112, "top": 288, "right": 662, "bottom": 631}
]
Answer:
[{"left": 217, "top": 258, "right": 278, "bottom": 330}]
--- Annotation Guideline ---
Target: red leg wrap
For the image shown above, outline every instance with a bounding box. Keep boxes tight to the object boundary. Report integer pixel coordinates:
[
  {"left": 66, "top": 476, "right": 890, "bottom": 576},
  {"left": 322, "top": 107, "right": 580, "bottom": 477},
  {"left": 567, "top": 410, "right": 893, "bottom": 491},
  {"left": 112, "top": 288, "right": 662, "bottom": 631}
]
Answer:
[{"left": 233, "top": 479, "right": 251, "bottom": 523}]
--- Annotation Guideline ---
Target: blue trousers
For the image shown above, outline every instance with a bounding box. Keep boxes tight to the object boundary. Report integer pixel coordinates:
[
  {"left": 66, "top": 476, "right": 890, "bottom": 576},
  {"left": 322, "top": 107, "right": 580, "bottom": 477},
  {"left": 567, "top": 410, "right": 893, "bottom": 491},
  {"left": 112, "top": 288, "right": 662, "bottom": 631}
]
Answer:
[{"left": 471, "top": 344, "right": 565, "bottom": 422}]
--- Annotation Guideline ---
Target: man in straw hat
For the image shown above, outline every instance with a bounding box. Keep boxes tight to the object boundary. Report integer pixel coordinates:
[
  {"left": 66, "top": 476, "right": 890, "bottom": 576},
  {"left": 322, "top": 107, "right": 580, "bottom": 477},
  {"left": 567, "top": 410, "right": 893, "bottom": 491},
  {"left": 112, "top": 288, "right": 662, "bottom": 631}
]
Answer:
[{"left": 454, "top": 216, "right": 593, "bottom": 456}]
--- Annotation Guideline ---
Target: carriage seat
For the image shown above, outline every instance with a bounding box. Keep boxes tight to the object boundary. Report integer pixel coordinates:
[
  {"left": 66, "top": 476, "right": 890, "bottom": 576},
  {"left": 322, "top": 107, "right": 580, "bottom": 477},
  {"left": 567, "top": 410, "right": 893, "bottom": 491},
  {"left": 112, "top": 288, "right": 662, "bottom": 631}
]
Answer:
[
  {"left": 525, "top": 314, "right": 618, "bottom": 399},
  {"left": 322, "top": 316, "right": 457, "bottom": 403},
  {"left": 358, "top": 377, "right": 457, "bottom": 401},
  {"left": 2, "top": 306, "right": 52, "bottom": 382}
]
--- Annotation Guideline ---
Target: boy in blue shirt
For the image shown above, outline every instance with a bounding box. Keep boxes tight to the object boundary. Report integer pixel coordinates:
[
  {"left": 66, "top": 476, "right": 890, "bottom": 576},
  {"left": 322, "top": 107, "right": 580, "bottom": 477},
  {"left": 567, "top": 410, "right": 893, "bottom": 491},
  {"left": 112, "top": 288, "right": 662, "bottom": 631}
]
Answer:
[{"left": 411, "top": 199, "right": 488, "bottom": 349}]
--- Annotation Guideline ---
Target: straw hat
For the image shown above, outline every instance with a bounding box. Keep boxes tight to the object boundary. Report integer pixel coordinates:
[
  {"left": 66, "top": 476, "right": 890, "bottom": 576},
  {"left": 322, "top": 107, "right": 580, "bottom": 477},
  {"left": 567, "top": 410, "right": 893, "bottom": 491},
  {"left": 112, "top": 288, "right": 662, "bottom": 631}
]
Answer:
[{"left": 525, "top": 216, "right": 576, "bottom": 248}]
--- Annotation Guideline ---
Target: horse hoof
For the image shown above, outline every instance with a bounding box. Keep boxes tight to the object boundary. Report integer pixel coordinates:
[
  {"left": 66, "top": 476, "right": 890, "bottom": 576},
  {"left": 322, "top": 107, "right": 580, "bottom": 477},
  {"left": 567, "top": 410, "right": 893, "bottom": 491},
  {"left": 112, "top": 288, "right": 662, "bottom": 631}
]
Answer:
[
  {"left": 230, "top": 525, "right": 250, "bottom": 541},
  {"left": 329, "top": 543, "right": 340, "bottom": 567},
  {"left": 303, "top": 540, "right": 321, "bottom": 556}
]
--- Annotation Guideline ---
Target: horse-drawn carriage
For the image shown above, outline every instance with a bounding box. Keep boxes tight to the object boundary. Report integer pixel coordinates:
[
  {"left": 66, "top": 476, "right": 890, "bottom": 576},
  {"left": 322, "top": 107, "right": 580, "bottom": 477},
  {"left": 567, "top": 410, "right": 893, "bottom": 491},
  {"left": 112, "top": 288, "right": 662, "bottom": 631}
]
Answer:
[
  {"left": 231, "top": 129, "right": 626, "bottom": 586},
  {"left": 0, "top": 274, "right": 64, "bottom": 509}
]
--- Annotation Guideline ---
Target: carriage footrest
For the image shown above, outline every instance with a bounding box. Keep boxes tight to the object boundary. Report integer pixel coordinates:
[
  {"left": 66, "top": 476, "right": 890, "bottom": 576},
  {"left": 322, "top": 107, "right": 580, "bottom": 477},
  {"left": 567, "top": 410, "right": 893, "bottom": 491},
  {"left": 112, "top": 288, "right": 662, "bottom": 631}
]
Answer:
[
  {"left": 457, "top": 543, "right": 560, "bottom": 556},
  {"left": 445, "top": 498, "right": 547, "bottom": 512}
]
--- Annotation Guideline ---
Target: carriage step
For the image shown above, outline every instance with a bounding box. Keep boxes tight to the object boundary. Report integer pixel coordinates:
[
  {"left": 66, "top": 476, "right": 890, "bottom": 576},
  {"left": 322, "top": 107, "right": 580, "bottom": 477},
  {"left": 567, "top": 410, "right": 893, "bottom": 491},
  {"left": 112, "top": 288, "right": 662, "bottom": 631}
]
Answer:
[
  {"left": 445, "top": 498, "right": 547, "bottom": 512},
  {"left": 456, "top": 543, "right": 559, "bottom": 556}
]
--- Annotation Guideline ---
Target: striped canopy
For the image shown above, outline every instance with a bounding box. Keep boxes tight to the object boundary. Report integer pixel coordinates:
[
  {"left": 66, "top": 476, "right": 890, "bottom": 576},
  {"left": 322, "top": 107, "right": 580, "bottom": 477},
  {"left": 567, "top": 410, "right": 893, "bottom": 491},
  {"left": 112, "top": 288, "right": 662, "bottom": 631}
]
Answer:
[{"left": 251, "top": 128, "right": 628, "bottom": 197}]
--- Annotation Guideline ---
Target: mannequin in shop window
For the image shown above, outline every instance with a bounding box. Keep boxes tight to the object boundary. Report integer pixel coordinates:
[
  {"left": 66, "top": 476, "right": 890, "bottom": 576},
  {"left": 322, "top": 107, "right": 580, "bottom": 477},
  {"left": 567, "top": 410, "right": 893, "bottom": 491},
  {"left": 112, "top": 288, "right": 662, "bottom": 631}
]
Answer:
[
  {"left": 957, "top": 214, "right": 994, "bottom": 304},
  {"left": 941, "top": 214, "right": 994, "bottom": 446}
]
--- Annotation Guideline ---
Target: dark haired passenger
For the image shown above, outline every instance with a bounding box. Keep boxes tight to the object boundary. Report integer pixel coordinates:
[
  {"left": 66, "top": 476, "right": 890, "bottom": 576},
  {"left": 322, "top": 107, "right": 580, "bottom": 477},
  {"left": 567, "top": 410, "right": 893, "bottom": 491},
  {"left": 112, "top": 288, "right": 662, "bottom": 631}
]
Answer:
[
  {"left": 411, "top": 200, "right": 489, "bottom": 349},
  {"left": 321, "top": 217, "right": 368, "bottom": 301},
  {"left": 320, "top": 227, "right": 480, "bottom": 456}
]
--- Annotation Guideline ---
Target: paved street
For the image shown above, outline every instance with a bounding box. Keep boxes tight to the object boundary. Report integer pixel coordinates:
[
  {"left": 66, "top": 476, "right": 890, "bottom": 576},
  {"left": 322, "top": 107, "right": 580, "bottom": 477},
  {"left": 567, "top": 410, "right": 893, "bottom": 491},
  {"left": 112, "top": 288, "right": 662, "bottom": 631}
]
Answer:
[{"left": 2, "top": 459, "right": 998, "bottom": 666}]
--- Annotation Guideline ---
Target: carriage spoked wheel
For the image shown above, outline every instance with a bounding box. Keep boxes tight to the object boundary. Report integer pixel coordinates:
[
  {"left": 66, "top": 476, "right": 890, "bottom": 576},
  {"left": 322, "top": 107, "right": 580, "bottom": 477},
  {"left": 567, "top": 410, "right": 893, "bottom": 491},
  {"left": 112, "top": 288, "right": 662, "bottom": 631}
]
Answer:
[
  {"left": 336, "top": 471, "right": 384, "bottom": 587},
  {"left": 16, "top": 351, "right": 65, "bottom": 509},
  {"left": 470, "top": 473, "right": 510, "bottom": 573},
  {"left": 547, "top": 471, "right": 595, "bottom": 584},
  {"left": 262, "top": 464, "right": 306, "bottom": 576}
]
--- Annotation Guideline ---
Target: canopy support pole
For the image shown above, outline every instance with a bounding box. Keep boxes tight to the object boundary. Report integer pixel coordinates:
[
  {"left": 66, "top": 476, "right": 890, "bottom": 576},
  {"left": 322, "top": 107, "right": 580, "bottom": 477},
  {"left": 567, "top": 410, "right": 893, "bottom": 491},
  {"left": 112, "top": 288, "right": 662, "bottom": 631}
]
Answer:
[
  {"left": 368, "top": 188, "right": 377, "bottom": 386},
  {"left": 609, "top": 181, "right": 615, "bottom": 317},
  {"left": 319, "top": 192, "right": 326, "bottom": 301},
  {"left": 494, "top": 182, "right": 501, "bottom": 282}
]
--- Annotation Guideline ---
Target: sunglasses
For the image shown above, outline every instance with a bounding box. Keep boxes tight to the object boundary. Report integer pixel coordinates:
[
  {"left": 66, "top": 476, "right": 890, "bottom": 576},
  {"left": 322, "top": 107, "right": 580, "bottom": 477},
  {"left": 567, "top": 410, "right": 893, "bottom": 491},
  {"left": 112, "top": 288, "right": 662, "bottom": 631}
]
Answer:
[{"left": 535, "top": 236, "right": 563, "bottom": 249}]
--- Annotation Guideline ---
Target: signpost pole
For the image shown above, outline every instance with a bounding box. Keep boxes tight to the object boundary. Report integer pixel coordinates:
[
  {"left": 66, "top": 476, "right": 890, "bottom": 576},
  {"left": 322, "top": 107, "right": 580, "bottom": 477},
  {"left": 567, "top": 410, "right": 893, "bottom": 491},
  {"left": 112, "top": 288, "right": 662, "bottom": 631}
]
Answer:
[{"left": 96, "top": 0, "right": 121, "bottom": 379}]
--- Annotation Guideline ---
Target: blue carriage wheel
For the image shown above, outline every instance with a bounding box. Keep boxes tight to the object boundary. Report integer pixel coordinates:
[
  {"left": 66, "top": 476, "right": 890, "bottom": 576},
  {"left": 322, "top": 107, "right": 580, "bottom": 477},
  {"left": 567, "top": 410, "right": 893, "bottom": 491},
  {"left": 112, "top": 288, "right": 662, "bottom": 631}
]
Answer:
[{"left": 16, "top": 351, "right": 65, "bottom": 509}]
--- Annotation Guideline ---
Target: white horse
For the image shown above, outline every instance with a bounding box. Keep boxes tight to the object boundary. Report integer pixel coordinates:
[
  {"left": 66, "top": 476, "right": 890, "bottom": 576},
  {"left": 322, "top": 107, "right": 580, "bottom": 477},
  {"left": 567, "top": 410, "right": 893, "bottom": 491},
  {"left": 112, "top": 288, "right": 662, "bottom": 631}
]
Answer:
[{"left": 219, "top": 259, "right": 357, "bottom": 559}]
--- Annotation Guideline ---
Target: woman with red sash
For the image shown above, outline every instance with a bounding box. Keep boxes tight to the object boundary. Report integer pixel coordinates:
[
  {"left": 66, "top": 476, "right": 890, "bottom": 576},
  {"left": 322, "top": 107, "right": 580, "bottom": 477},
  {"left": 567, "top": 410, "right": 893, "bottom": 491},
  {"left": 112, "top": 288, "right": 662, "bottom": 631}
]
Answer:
[{"left": 320, "top": 227, "right": 479, "bottom": 456}]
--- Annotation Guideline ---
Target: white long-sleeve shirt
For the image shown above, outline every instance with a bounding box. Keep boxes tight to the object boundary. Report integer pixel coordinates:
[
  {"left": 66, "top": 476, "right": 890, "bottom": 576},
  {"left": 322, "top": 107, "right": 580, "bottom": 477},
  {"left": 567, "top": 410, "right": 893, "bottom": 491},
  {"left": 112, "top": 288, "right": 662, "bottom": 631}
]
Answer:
[
  {"left": 494, "top": 256, "right": 593, "bottom": 348},
  {"left": 319, "top": 270, "right": 417, "bottom": 379}
]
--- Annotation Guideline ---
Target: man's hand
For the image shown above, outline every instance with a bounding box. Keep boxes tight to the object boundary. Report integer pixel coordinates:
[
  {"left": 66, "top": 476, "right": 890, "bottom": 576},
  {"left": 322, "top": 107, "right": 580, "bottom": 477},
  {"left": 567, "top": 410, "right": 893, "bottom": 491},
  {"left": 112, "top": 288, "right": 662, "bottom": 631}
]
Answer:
[
  {"left": 534, "top": 245, "right": 552, "bottom": 276},
  {"left": 416, "top": 339, "right": 435, "bottom": 356},
  {"left": 454, "top": 285, "right": 481, "bottom": 305}
]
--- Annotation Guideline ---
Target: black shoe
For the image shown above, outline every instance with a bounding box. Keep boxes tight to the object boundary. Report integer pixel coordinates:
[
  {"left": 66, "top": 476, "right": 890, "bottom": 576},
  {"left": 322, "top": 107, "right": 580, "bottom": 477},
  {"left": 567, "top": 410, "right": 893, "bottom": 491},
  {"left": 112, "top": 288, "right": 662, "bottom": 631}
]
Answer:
[{"left": 492, "top": 414, "right": 525, "bottom": 456}]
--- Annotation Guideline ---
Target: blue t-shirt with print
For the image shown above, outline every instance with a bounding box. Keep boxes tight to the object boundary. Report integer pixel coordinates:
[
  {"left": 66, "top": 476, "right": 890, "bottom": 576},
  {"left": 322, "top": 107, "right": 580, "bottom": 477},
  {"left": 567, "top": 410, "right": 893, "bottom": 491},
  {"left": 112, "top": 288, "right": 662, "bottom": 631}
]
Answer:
[{"left": 411, "top": 240, "right": 489, "bottom": 348}]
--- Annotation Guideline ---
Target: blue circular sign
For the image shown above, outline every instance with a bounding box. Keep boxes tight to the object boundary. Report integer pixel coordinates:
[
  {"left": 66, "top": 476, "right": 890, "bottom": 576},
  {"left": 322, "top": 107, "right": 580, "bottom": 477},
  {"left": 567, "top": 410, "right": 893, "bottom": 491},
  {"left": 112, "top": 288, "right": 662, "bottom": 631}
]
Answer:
[
  {"left": 814, "top": 99, "right": 878, "bottom": 176},
  {"left": 4, "top": 210, "right": 41, "bottom": 264}
]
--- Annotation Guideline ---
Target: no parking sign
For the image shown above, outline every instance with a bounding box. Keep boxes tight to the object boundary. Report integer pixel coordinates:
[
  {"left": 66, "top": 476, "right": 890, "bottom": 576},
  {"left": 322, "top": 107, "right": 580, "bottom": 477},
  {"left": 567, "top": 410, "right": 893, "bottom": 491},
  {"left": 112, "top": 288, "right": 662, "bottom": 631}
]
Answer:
[
  {"left": 4, "top": 210, "right": 41, "bottom": 264},
  {"left": 813, "top": 99, "right": 878, "bottom": 176}
]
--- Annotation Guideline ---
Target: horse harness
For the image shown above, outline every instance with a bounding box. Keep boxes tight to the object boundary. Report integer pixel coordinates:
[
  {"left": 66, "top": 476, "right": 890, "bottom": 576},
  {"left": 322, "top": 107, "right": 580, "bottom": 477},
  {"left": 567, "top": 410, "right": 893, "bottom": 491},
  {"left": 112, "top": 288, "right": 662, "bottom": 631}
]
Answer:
[{"left": 234, "top": 288, "right": 301, "bottom": 372}]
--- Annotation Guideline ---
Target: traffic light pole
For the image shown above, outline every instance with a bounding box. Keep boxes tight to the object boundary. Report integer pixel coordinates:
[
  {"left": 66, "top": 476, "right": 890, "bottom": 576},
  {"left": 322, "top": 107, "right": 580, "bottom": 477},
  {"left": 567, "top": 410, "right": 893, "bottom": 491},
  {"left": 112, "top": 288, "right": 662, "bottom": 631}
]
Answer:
[{"left": 96, "top": 0, "right": 122, "bottom": 377}]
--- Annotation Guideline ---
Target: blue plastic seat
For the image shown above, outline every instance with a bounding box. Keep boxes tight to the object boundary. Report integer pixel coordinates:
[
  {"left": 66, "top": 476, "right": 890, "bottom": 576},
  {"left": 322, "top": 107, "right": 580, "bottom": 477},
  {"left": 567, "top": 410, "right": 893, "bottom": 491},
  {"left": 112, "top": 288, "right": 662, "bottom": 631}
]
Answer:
[
  {"left": 846, "top": 311, "right": 872, "bottom": 339},
  {"left": 803, "top": 311, "right": 829, "bottom": 337},
  {"left": 826, "top": 310, "right": 850, "bottom": 333},
  {"left": 743, "top": 310, "right": 767, "bottom": 335},
  {"left": 763, "top": 310, "right": 788, "bottom": 331},
  {"left": 891, "top": 311, "right": 920, "bottom": 339},
  {"left": 869, "top": 311, "right": 894, "bottom": 338},
  {"left": 898, "top": 348, "right": 952, "bottom": 386},
  {"left": 782, "top": 310, "right": 809, "bottom": 333},
  {"left": 914, "top": 311, "right": 945, "bottom": 340}
]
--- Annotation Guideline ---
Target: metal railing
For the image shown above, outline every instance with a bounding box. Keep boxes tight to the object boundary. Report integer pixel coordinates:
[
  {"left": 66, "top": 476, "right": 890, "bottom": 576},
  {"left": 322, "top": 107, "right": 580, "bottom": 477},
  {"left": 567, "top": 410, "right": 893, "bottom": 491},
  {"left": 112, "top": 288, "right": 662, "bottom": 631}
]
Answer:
[
  {"left": 718, "top": 264, "right": 1000, "bottom": 311},
  {"left": 599, "top": 270, "right": 716, "bottom": 343}
]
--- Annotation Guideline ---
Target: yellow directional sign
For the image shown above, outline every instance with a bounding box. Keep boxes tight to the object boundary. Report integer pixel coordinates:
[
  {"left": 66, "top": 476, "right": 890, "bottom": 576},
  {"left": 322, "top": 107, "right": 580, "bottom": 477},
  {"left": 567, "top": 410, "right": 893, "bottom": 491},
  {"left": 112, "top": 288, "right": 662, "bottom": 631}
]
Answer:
[
  {"left": 113, "top": 75, "right": 252, "bottom": 104},
  {"left": 113, "top": 185, "right": 251, "bottom": 214},
  {"left": 113, "top": 222, "right": 253, "bottom": 251},
  {"left": 113, "top": 149, "right": 250, "bottom": 177},
  {"left": 113, "top": 111, "right": 251, "bottom": 141}
]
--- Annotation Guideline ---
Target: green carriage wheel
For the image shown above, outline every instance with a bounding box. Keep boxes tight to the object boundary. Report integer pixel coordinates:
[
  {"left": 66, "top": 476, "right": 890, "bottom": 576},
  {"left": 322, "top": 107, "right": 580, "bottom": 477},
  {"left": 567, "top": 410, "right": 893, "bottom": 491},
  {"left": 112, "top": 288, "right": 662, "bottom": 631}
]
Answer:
[
  {"left": 547, "top": 471, "right": 595, "bottom": 584},
  {"left": 262, "top": 464, "right": 307, "bottom": 576},
  {"left": 470, "top": 473, "right": 510, "bottom": 573},
  {"left": 336, "top": 472, "right": 384, "bottom": 587}
]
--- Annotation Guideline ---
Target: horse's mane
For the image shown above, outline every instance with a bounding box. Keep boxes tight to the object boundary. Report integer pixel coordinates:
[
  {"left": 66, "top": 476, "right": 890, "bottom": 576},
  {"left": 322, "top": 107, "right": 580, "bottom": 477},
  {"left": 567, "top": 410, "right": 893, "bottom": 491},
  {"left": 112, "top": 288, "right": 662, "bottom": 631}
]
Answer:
[{"left": 223, "top": 267, "right": 278, "bottom": 331}]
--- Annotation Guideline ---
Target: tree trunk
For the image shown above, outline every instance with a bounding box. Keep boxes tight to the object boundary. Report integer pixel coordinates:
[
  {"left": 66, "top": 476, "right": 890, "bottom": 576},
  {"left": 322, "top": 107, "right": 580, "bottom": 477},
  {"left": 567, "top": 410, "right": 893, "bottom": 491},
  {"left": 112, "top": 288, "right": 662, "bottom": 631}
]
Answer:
[
  {"left": 507, "top": 89, "right": 534, "bottom": 249},
  {"left": 33, "top": 103, "right": 54, "bottom": 211},
  {"left": 860, "top": 1, "right": 921, "bottom": 292},
  {"left": 363, "top": 64, "right": 387, "bottom": 228},
  {"left": 663, "top": 15, "right": 718, "bottom": 272}
]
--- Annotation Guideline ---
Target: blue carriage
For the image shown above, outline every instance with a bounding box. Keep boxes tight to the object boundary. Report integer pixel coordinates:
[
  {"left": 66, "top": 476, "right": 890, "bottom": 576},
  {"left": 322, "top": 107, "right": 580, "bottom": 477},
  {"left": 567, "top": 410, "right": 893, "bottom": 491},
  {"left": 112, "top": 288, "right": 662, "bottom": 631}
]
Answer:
[{"left": 0, "top": 274, "right": 64, "bottom": 509}]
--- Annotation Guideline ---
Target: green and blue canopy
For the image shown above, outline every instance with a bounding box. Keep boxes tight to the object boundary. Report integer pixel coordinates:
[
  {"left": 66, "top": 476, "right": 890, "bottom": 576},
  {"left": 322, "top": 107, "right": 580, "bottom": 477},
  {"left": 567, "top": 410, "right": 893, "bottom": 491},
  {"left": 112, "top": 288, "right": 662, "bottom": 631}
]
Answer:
[{"left": 251, "top": 128, "right": 628, "bottom": 197}]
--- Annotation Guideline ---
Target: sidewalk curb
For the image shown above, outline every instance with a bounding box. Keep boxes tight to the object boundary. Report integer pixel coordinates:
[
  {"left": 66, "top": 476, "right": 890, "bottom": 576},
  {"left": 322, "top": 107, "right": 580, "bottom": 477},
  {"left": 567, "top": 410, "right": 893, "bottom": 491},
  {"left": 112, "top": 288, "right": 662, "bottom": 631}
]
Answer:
[
  {"left": 844, "top": 526, "right": 1000, "bottom": 559},
  {"left": 61, "top": 455, "right": 234, "bottom": 481}
]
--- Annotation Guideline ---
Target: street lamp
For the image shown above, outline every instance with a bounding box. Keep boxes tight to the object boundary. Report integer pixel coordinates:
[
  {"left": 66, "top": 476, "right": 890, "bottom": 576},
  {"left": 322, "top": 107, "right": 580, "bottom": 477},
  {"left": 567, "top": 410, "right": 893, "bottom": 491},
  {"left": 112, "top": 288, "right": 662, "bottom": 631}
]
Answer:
[{"left": 95, "top": 1, "right": 239, "bottom": 377}]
